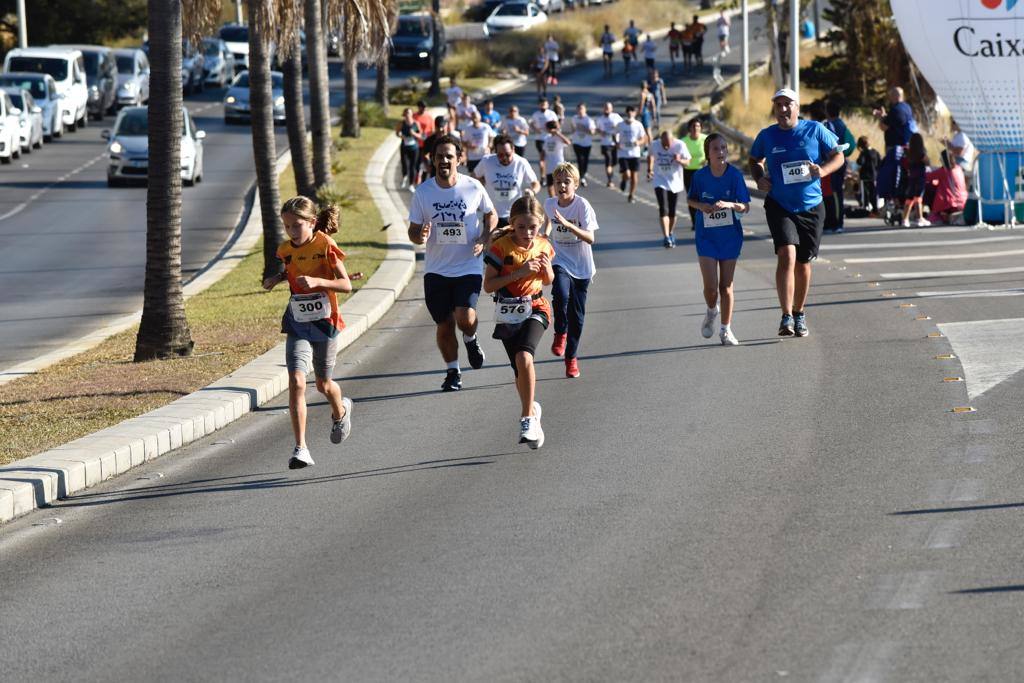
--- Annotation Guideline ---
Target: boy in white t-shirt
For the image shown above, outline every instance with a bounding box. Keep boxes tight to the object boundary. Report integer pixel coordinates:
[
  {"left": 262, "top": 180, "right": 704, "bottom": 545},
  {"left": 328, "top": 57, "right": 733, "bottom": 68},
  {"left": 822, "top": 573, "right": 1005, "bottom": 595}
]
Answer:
[
  {"left": 542, "top": 119, "right": 572, "bottom": 197},
  {"left": 463, "top": 110, "right": 496, "bottom": 174}
]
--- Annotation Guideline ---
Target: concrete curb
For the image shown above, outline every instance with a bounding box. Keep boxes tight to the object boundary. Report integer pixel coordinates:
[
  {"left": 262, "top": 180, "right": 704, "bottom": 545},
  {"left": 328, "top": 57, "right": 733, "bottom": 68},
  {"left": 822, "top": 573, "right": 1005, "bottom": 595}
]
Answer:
[{"left": 0, "top": 135, "right": 414, "bottom": 525}]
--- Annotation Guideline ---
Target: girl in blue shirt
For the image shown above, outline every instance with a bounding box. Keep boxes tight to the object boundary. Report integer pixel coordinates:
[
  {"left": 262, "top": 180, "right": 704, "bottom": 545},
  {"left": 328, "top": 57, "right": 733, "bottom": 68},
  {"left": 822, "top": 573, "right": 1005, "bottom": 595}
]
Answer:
[{"left": 687, "top": 133, "right": 751, "bottom": 345}]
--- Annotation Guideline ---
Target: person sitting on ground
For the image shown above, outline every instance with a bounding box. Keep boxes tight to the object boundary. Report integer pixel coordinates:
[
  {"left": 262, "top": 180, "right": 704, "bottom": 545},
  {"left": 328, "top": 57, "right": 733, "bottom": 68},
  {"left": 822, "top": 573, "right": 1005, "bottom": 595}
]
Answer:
[{"left": 926, "top": 150, "right": 967, "bottom": 225}]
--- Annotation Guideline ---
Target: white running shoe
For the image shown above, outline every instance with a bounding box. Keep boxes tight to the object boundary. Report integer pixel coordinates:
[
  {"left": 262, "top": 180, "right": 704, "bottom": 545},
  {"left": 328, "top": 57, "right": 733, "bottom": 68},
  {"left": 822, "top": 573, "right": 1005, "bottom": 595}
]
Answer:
[
  {"left": 519, "top": 402, "right": 545, "bottom": 449},
  {"left": 720, "top": 328, "right": 739, "bottom": 346},
  {"left": 288, "top": 445, "right": 314, "bottom": 469},
  {"left": 917, "top": 218, "right": 931, "bottom": 227},
  {"left": 701, "top": 307, "right": 719, "bottom": 338},
  {"left": 330, "top": 397, "right": 353, "bottom": 444}
]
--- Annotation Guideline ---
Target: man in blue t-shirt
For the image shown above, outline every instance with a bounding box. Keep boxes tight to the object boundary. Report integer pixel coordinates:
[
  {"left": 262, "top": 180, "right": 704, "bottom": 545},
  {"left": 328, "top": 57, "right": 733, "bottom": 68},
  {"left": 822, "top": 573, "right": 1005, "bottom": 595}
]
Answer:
[
  {"left": 749, "top": 88, "right": 843, "bottom": 338},
  {"left": 875, "top": 86, "right": 917, "bottom": 151}
]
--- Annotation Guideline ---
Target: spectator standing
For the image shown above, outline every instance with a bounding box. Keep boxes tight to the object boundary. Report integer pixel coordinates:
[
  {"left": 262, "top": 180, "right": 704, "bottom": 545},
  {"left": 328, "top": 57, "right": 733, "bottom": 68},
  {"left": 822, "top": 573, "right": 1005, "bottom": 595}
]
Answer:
[
  {"left": 900, "top": 132, "right": 929, "bottom": 227},
  {"left": 873, "top": 86, "right": 917, "bottom": 205},
  {"left": 824, "top": 101, "right": 851, "bottom": 233},
  {"left": 856, "top": 136, "right": 881, "bottom": 214}
]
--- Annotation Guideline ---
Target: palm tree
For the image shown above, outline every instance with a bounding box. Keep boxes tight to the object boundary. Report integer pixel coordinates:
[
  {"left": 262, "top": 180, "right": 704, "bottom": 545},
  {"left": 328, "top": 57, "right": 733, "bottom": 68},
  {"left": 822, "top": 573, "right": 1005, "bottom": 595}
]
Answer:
[
  {"left": 134, "top": 0, "right": 217, "bottom": 361},
  {"left": 334, "top": 0, "right": 394, "bottom": 138},
  {"left": 247, "top": 0, "right": 302, "bottom": 279},
  {"left": 282, "top": 23, "right": 316, "bottom": 198},
  {"left": 374, "top": 0, "right": 398, "bottom": 118},
  {"left": 305, "top": 0, "right": 332, "bottom": 188}
]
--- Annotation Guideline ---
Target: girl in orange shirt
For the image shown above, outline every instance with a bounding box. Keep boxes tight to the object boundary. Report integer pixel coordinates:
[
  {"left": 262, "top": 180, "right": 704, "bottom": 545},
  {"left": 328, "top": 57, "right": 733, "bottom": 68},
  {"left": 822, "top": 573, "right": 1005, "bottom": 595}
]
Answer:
[
  {"left": 483, "top": 195, "right": 555, "bottom": 449},
  {"left": 262, "top": 196, "right": 354, "bottom": 469}
]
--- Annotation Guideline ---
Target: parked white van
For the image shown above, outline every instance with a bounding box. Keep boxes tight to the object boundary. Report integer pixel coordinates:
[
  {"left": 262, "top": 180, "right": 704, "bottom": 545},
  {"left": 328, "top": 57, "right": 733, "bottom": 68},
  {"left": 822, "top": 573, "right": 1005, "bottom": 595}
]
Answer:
[{"left": 2, "top": 47, "right": 89, "bottom": 131}]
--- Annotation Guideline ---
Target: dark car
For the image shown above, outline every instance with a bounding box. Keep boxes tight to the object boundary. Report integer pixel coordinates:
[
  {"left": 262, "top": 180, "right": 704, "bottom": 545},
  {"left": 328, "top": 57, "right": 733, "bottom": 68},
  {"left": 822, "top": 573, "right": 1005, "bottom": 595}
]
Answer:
[
  {"left": 390, "top": 13, "right": 445, "bottom": 69},
  {"left": 51, "top": 45, "right": 117, "bottom": 119}
]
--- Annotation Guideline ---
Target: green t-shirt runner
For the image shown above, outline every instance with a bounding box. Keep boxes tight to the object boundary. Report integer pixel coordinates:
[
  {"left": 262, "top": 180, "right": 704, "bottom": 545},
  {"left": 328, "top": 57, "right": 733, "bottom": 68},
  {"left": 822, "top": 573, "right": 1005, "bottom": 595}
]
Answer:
[{"left": 683, "top": 133, "right": 707, "bottom": 170}]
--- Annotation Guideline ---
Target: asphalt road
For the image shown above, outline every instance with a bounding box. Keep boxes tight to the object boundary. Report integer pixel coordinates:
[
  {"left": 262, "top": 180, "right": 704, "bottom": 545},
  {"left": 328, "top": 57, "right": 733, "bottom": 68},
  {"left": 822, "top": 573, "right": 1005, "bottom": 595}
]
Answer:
[{"left": 4, "top": 15, "right": 1024, "bottom": 683}]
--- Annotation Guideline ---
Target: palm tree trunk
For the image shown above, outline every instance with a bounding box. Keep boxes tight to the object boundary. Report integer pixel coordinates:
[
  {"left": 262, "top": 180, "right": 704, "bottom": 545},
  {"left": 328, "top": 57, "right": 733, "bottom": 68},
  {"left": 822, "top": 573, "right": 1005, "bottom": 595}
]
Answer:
[
  {"left": 305, "top": 0, "right": 332, "bottom": 188},
  {"left": 768, "top": 4, "right": 785, "bottom": 90},
  {"left": 342, "top": 49, "right": 359, "bottom": 138},
  {"left": 282, "top": 26, "right": 316, "bottom": 198},
  {"left": 375, "top": 58, "right": 389, "bottom": 118},
  {"left": 247, "top": 0, "right": 287, "bottom": 280},
  {"left": 134, "top": 0, "right": 194, "bottom": 361}
]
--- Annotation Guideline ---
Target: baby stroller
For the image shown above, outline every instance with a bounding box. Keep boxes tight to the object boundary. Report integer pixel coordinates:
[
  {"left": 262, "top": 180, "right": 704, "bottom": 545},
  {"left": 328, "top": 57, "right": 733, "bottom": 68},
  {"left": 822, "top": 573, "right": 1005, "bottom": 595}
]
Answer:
[{"left": 876, "top": 145, "right": 906, "bottom": 226}]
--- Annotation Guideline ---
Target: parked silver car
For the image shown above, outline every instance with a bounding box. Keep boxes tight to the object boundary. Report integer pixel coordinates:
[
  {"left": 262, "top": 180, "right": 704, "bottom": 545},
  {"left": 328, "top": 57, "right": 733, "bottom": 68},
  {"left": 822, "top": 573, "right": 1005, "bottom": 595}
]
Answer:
[
  {"left": 113, "top": 48, "right": 150, "bottom": 107},
  {"left": 103, "top": 105, "right": 206, "bottom": 187},
  {"left": 201, "top": 37, "right": 236, "bottom": 88},
  {"left": 182, "top": 40, "right": 205, "bottom": 94},
  {"left": 0, "top": 90, "right": 21, "bottom": 162},
  {"left": 0, "top": 72, "right": 62, "bottom": 140},
  {"left": 3, "top": 87, "right": 43, "bottom": 152},
  {"left": 223, "top": 70, "right": 285, "bottom": 125}
]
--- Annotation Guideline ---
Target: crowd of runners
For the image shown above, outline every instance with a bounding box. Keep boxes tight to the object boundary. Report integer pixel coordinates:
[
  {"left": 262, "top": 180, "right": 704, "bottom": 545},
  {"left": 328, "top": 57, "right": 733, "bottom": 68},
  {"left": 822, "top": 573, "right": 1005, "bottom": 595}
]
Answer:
[{"left": 263, "top": 12, "right": 844, "bottom": 464}]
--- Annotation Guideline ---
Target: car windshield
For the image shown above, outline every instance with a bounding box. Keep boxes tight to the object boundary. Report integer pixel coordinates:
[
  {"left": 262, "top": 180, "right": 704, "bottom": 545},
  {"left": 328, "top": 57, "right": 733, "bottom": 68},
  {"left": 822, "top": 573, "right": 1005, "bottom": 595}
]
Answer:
[
  {"left": 114, "top": 110, "right": 189, "bottom": 137},
  {"left": 7, "top": 92, "right": 24, "bottom": 109},
  {"left": 397, "top": 19, "right": 430, "bottom": 36},
  {"left": 232, "top": 73, "right": 283, "bottom": 89},
  {"left": 0, "top": 76, "right": 46, "bottom": 100},
  {"left": 6, "top": 57, "right": 68, "bottom": 81},
  {"left": 81, "top": 52, "right": 101, "bottom": 77},
  {"left": 203, "top": 40, "right": 221, "bottom": 57},
  {"left": 496, "top": 4, "right": 530, "bottom": 16},
  {"left": 219, "top": 26, "right": 248, "bottom": 42},
  {"left": 115, "top": 55, "right": 136, "bottom": 74}
]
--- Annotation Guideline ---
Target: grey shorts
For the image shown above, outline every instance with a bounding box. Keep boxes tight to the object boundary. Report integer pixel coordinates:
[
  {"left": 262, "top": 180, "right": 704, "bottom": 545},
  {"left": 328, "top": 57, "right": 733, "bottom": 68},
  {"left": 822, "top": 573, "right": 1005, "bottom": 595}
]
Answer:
[{"left": 286, "top": 334, "right": 339, "bottom": 379}]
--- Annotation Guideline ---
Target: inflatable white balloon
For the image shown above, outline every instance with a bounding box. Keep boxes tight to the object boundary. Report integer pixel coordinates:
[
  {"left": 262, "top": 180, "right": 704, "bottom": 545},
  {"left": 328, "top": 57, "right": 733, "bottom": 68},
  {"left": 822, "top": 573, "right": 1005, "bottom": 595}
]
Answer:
[{"left": 890, "top": 0, "right": 1024, "bottom": 221}]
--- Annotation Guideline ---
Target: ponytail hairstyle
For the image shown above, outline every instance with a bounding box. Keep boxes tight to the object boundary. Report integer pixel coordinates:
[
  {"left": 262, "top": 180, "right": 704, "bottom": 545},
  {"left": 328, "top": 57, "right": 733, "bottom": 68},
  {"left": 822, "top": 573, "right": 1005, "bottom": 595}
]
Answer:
[
  {"left": 703, "top": 132, "right": 726, "bottom": 165},
  {"left": 281, "top": 196, "right": 340, "bottom": 235},
  {"left": 508, "top": 194, "right": 546, "bottom": 230}
]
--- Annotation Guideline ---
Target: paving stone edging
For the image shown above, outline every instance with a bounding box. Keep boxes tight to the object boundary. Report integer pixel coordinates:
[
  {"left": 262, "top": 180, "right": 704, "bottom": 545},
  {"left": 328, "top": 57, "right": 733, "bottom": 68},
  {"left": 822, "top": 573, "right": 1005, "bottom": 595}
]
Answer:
[{"left": 0, "top": 135, "right": 414, "bottom": 525}]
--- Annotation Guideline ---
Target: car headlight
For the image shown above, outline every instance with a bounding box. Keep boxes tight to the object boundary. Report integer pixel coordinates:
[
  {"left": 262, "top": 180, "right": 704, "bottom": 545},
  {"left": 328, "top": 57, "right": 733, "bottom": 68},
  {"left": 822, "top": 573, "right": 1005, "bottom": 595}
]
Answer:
[
  {"left": 110, "top": 141, "right": 123, "bottom": 154},
  {"left": 274, "top": 95, "right": 285, "bottom": 108},
  {"left": 418, "top": 51, "right": 429, "bottom": 59},
  {"left": 225, "top": 95, "right": 236, "bottom": 104},
  {"left": 123, "top": 82, "right": 136, "bottom": 92}
]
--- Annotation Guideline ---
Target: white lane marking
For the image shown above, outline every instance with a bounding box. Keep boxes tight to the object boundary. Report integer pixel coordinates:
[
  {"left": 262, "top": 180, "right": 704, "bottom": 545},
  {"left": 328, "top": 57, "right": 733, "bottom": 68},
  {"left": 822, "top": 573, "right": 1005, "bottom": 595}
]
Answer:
[
  {"left": 963, "top": 444, "right": 993, "bottom": 464},
  {"left": 928, "top": 479, "right": 985, "bottom": 503},
  {"left": 938, "top": 318, "right": 1024, "bottom": 399},
  {"left": 817, "top": 641, "right": 899, "bottom": 683},
  {"left": 0, "top": 151, "right": 107, "bottom": 224},
  {"left": 926, "top": 520, "right": 967, "bottom": 549},
  {"left": 914, "top": 288, "right": 1024, "bottom": 299},
  {"left": 845, "top": 248, "right": 1024, "bottom": 264},
  {"left": 866, "top": 572, "right": 936, "bottom": 610},
  {"left": 880, "top": 265, "right": 1024, "bottom": 279},
  {"left": 957, "top": 418, "right": 998, "bottom": 435},
  {"left": 821, "top": 235, "right": 1024, "bottom": 251}
]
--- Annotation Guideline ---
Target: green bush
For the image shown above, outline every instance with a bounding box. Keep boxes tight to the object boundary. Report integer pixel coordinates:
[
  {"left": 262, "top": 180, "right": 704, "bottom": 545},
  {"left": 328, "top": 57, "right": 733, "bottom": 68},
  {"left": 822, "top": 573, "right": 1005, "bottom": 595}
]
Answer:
[
  {"left": 442, "top": 44, "right": 495, "bottom": 79},
  {"left": 339, "top": 101, "right": 390, "bottom": 129}
]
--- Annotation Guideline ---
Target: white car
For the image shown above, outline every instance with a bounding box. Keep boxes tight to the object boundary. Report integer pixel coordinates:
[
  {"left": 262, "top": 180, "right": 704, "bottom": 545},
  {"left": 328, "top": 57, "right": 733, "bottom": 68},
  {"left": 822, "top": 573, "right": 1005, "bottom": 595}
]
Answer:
[
  {"left": 2, "top": 47, "right": 88, "bottom": 131},
  {"left": 201, "top": 37, "right": 236, "bottom": 88},
  {"left": 484, "top": 3, "right": 548, "bottom": 36},
  {"left": 103, "top": 105, "right": 206, "bottom": 187},
  {"left": 3, "top": 87, "right": 44, "bottom": 152},
  {"left": 0, "top": 73, "right": 62, "bottom": 141},
  {"left": 113, "top": 48, "right": 150, "bottom": 107},
  {"left": 219, "top": 24, "right": 251, "bottom": 74},
  {"left": 0, "top": 90, "right": 21, "bottom": 163}
]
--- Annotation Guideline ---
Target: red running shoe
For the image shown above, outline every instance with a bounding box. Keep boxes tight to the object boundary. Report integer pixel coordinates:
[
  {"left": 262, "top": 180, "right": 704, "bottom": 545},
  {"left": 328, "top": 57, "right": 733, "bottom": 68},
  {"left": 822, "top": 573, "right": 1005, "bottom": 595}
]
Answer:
[
  {"left": 551, "top": 332, "right": 567, "bottom": 357},
  {"left": 565, "top": 357, "right": 580, "bottom": 378}
]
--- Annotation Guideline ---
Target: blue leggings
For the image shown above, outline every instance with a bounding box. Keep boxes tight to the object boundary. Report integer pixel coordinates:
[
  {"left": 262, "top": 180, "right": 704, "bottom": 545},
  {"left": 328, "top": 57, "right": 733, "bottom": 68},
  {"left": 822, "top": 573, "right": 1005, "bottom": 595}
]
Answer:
[{"left": 551, "top": 265, "right": 591, "bottom": 360}]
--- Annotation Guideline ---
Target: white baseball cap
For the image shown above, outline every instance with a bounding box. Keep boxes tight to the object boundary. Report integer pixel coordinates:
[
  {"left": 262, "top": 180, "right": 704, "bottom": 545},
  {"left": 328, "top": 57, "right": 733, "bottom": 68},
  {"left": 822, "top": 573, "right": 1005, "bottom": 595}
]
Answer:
[{"left": 772, "top": 88, "right": 799, "bottom": 102}]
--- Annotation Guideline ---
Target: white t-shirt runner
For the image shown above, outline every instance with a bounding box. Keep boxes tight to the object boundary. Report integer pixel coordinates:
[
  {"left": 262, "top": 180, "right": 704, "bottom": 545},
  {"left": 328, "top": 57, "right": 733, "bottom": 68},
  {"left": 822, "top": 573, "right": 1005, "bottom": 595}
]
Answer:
[
  {"left": 616, "top": 119, "right": 646, "bottom": 158},
  {"left": 456, "top": 102, "right": 478, "bottom": 132},
  {"left": 408, "top": 175, "right": 495, "bottom": 277},
  {"left": 463, "top": 123, "right": 496, "bottom": 161},
  {"left": 545, "top": 38, "right": 560, "bottom": 62},
  {"left": 543, "top": 195, "right": 598, "bottom": 280},
  {"left": 570, "top": 115, "right": 595, "bottom": 147},
  {"left": 500, "top": 115, "right": 530, "bottom": 148},
  {"left": 651, "top": 139, "right": 690, "bottom": 193},
  {"left": 446, "top": 85, "right": 463, "bottom": 107},
  {"left": 642, "top": 39, "right": 657, "bottom": 60},
  {"left": 601, "top": 31, "right": 615, "bottom": 55},
  {"left": 473, "top": 154, "right": 538, "bottom": 218},
  {"left": 597, "top": 112, "right": 623, "bottom": 147},
  {"left": 530, "top": 109, "right": 558, "bottom": 142},
  {"left": 543, "top": 133, "right": 568, "bottom": 168}
]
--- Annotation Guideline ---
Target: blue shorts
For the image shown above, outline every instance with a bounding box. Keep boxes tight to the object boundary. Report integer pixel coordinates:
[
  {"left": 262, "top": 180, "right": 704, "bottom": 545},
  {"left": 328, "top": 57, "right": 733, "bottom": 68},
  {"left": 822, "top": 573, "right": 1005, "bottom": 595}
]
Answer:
[
  {"left": 423, "top": 273, "right": 482, "bottom": 324},
  {"left": 695, "top": 225, "right": 743, "bottom": 261}
]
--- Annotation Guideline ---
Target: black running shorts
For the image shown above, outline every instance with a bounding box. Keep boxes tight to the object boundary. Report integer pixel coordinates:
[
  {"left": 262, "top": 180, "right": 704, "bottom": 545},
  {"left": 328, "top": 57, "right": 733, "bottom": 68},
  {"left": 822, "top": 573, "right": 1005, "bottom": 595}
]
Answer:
[
  {"left": 619, "top": 157, "right": 640, "bottom": 173},
  {"left": 764, "top": 195, "right": 825, "bottom": 263}
]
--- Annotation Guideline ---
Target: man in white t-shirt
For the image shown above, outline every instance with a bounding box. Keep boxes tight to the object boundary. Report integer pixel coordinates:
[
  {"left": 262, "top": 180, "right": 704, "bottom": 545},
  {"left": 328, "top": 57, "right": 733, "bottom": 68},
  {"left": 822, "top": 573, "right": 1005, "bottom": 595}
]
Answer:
[
  {"left": 570, "top": 103, "right": 596, "bottom": 187},
  {"left": 616, "top": 105, "right": 648, "bottom": 203},
  {"left": 445, "top": 76, "right": 463, "bottom": 108},
  {"left": 596, "top": 101, "right": 623, "bottom": 187},
  {"left": 544, "top": 34, "right": 560, "bottom": 85},
  {"left": 408, "top": 134, "right": 498, "bottom": 392},
  {"left": 530, "top": 98, "right": 559, "bottom": 183},
  {"left": 600, "top": 24, "right": 615, "bottom": 78},
  {"left": 641, "top": 34, "right": 658, "bottom": 71},
  {"left": 473, "top": 134, "right": 540, "bottom": 228},
  {"left": 463, "top": 110, "right": 496, "bottom": 174},
  {"left": 646, "top": 128, "right": 691, "bottom": 247},
  {"left": 500, "top": 104, "right": 530, "bottom": 157},
  {"left": 455, "top": 93, "right": 478, "bottom": 134},
  {"left": 541, "top": 119, "right": 572, "bottom": 196}
]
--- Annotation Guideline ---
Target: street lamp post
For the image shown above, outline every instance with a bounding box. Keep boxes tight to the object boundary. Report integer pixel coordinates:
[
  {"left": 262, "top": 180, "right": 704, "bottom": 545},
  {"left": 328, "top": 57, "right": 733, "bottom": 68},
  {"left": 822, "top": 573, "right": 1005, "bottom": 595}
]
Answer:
[
  {"left": 741, "top": 0, "right": 749, "bottom": 105},
  {"left": 789, "top": 0, "right": 799, "bottom": 95},
  {"left": 16, "top": 0, "right": 27, "bottom": 48}
]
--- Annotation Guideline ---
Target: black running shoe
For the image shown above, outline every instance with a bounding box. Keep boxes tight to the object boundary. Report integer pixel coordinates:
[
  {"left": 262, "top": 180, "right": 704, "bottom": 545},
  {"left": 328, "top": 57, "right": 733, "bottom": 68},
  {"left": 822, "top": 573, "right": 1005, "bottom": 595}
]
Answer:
[
  {"left": 465, "top": 338, "right": 485, "bottom": 369},
  {"left": 619, "top": 177, "right": 627, "bottom": 192},
  {"left": 794, "top": 311, "right": 809, "bottom": 337},
  {"left": 441, "top": 369, "right": 462, "bottom": 392}
]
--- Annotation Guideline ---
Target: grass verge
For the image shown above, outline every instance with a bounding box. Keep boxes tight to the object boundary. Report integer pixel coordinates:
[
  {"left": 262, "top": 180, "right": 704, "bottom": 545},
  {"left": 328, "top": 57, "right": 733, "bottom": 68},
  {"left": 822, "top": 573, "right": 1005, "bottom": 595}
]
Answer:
[{"left": 0, "top": 125, "right": 393, "bottom": 466}]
